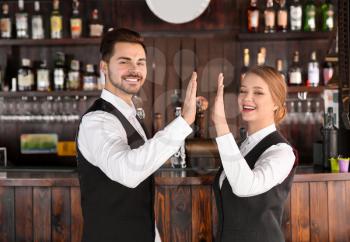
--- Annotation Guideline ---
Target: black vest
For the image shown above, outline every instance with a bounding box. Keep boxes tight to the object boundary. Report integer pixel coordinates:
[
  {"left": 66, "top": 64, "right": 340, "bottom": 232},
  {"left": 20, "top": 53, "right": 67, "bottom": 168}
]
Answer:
[
  {"left": 213, "top": 131, "right": 296, "bottom": 242},
  {"left": 77, "top": 98, "right": 155, "bottom": 242}
]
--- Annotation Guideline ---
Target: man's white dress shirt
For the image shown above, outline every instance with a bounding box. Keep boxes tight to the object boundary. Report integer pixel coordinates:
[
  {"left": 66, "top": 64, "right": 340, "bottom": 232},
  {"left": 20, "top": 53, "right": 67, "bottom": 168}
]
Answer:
[
  {"left": 78, "top": 89, "right": 192, "bottom": 242},
  {"left": 216, "top": 124, "right": 295, "bottom": 197}
]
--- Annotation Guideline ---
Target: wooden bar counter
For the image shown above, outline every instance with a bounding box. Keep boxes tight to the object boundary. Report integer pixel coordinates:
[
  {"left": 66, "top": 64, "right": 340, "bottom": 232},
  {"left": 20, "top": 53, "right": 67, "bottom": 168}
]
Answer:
[{"left": 0, "top": 166, "right": 349, "bottom": 242}]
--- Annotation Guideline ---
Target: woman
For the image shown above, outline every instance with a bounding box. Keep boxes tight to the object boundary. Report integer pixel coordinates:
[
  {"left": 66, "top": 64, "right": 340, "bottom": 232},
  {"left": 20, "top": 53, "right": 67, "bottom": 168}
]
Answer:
[{"left": 212, "top": 66, "right": 297, "bottom": 242}]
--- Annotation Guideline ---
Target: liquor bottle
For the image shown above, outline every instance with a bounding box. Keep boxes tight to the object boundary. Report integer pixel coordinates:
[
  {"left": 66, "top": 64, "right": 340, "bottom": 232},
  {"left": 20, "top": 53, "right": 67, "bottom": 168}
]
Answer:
[
  {"left": 18, "top": 58, "right": 34, "bottom": 91},
  {"left": 277, "top": 0, "right": 288, "bottom": 32},
  {"left": 53, "top": 52, "right": 65, "bottom": 90},
  {"left": 67, "top": 59, "right": 81, "bottom": 90},
  {"left": 257, "top": 47, "right": 266, "bottom": 66},
  {"left": 50, "top": 0, "right": 63, "bottom": 39},
  {"left": 303, "top": 0, "right": 316, "bottom": 32},
  {"left": 82, "top": 64, "right": 97, "bottom": 90},
  {"left": 323, "top": 59, "right": 333, "bottom": 86},
  {"left": 89, "top": 9, "right": 104, "bottom": 37},
  {"left": 70, "top": 0, "right": 82, "bottom": 39},
  {"left": 36, "top": 60, "right": 50, "bottom": 91},
  {"left": 0, "top": 3, "right": 12, "bottom": 38},
  {"left": 15, "top": 0, "right": 29, "bottom": 38},
  {"left": 276, "top": 59, "right": 286, "bottom": 82},
  {"left": 321, "top": 0, "right": 334, "bottom": 32},
  {"left": 264, "top": 0, "right": 276, "bottom": 33},
  {"left": 31, "top": 1, "right": 44, "bottom": 39},
  {"left": 170, "top": 107, "right": 187, "bottom": 168},
  {"left": 322, "top": 107, "right": 338, "bottom": 170},
  {"left": 240, "top": 48, "right": 250, "bottom": 80},
  {"left": 307, "top": 51, "right": 319, "bottom": 87},
  {"left": 247, "top": 0, "right": 259, "bottom": 32},
  {"left": 290, "top": 0, "right": 302, "bottom": 31},
  {"left": 288, "top": 51, "right": 303, "bottom": 86}
]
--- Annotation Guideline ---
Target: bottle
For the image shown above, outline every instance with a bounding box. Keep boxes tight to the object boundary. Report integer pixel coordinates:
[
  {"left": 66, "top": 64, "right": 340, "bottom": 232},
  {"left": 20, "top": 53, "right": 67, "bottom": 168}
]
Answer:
[
  {"left": 322, "top": 107, "right": 338, "bottom": 170},
  {"left": 264, "top": 0, "right": 275, "bottom": 33},
  {"left": 288, "top": 51, "right": 303, "bottom": 86},
  {"left": 240, "top": 48, "right": 250, "bottom": 80},
  {"left": 50, "top": 0, "right": 63, "bottom": 39},
  {"left": 247, "top": 0, "right": 259, "bottom": 32},
  {"left": 276, "top": 59, "right": 286, "bottom": 82},
  {"left": 67, "top": 59, "right": 81, "bottom": 90},
  {"left": 257, "top": 47, "right": 266, "bottom": 66},
  {"left": 290, "top": 0, "right": 302, "bottom": 31},
  {"left": 18, "top": 58, "right": 34, "bottom": 91},
  {"left": 15, "top": 0, "right": 29, "bottom": 38},
  {"left": 170, "top": 107, "right": 187, "bottom": 168},
  {"left": 82, "top": 64, "right": 97, "bottom": 90},
  {"left": 277, "top": 0, "right": 288, "bottom": 32},
  {"left": 323, "top": 59, "right": 334, "bottom": 86},
  {"left": 307, "top": 51, "right": 320, "bottom": 87},
  {"left": 36, "top": 60, "right": 50, "bottom": 91},
  {"left": 303, "top": 0, "right": 316, "bottom": 32},
  {"left": 53, "top": 52, "right": 65, "bottom": 90},
  {"left": 31, "top": 1, "right": 44, "bottom": 39},
  {"left": 321, "top": 0, "right": 334, "bottom": 32},
  {"left": 70, "top": 0, "right": 82, "bottom": 39},
  {"left": 89, "top": 9, "right": 104, "bottom": 37},
  {"left": 0, "top": 3, "right": 12, "bottom": 39}
]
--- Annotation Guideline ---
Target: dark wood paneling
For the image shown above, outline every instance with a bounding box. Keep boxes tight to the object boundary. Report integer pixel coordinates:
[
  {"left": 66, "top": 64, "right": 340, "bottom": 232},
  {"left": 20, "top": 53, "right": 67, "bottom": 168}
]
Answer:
[
  {"left": 70, "top": 187, "right": 83, "bottom": 242},
  {"left": 310, "top": 182, "right": 328, "bottom": 242},
  {"left": 211, "top": 190, "right": 218, "bottom": 241},
  {"left": 15, "top": 187, "right": 33, "bottom": 242},
  {"left": 33, "top": 187, "right": 51, "bottom": 242},
  {"left": 192, "top": 186, "right": 212, "bottom": 242},
  {"left": 291, "top": 183, "right": 310, "bottom": 242},
  {"left": 154, "top": 186, "right": 171, "bottom": 242},
  {"left": 52, "top": 187, "right": 71, "bottom": 242},
  {"left": 0, "top": 186, "right": 15, "bottom": 242}
]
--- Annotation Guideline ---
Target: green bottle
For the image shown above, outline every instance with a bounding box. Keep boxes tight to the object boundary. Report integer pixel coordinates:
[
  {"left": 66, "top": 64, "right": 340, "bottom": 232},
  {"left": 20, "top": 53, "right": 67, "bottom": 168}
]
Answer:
[
  {"left": 303, "top": 0, "right": 316, "bottom": 32},
  {"left": 321, "top": 0, "right": 334, "bottom": 32}
]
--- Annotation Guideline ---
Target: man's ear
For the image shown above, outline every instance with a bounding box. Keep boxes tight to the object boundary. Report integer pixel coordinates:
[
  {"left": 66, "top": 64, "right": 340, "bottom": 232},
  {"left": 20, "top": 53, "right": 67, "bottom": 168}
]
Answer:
[{"left": 100, "top": 61, "right": 107, "bottom": 75}]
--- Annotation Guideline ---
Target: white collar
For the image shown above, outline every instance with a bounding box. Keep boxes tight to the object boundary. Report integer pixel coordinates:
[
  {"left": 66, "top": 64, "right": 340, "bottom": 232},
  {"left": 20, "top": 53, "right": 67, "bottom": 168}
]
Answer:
[
  {"left": 243, "top": 124, "right": 276, "bottom": 147},
  {"left": 101, "top": 89, "right": 137, "bottom": 118}
]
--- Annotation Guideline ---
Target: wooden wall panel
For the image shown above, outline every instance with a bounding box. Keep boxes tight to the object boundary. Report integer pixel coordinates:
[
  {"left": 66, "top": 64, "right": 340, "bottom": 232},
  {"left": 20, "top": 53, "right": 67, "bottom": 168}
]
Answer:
[
  {"left": 70, "top": 187, "right": 83, "bottom": 242},
  {"left": 33, "top": 187, "right": 51, "bottom": 242},
  {"left": 291, "top": 183, "right": 310, "bottom": 242},
  {"left": 192, "top": 186, "right": 212, "bottom": 242},
  {"left": 154, "top": 186, "right": 171, "bottom": 242},
  {"left": 0, "top": 187, "right": 15, "bottom": 242},
  {"left": 15, "top": 187, "right": 33, "bottom": 242},
  {"left": 211, "top": 189, "right": 218, "bottom": 241},
  {"left": 52, "top": 187, "right": 71, "bottom": 242}
]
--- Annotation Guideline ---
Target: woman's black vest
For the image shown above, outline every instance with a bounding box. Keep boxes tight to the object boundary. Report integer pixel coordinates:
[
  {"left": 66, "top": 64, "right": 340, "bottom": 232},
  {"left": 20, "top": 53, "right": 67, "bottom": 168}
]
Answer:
[
  {"left": 213, "top": 131, "right": 296, "bottom": 242},
  {"left": 77, "top": 98, "right": 155, "bottom": 242}
]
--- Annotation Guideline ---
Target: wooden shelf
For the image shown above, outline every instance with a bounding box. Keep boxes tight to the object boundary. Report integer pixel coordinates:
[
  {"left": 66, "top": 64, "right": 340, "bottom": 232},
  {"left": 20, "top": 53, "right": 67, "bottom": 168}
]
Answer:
[
  {"left": 0, "top": 38, "right": 101, "bottom": 46},
  {"left": 237, "top": 32, "right": 333, "bottom": 41},
  {"left": 287, "top": 86, "right": 325, "bottom": 93},
  {"left": 0, "top": 90, "right": 101, "bottom": 98}
]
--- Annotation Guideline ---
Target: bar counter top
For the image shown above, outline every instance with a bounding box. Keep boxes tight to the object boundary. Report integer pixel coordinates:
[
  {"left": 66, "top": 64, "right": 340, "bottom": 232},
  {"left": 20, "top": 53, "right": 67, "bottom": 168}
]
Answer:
[{"left": 0, "top": 165, "right": 349, "bottom": 186}]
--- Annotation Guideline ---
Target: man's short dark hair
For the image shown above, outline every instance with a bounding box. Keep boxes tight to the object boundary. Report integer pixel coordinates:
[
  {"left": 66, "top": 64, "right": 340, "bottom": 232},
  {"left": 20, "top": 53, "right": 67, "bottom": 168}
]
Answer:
[{"left": 100, "top": 28, "right": 147, "bottom": 62}]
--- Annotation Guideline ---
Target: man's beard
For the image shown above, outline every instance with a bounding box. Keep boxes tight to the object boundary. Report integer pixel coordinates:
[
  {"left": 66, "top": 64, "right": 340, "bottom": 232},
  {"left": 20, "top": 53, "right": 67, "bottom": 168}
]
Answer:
[{"left": 108, "top": 72, "right": 142, "bottom": 95}]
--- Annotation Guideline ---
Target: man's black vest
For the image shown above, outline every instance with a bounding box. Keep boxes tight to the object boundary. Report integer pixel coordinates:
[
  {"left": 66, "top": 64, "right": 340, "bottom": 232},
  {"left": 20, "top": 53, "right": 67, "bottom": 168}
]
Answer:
[
  {"left": 77, "top": 98, "right": 155, "bottom": 242},
  {"left": 213, "top": 131, "right": 296, "bottom": 242}
]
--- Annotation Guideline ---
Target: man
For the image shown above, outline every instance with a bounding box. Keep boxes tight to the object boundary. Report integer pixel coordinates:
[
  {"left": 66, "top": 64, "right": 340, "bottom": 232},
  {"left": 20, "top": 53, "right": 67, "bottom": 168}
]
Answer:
[{"left": 77, "top": 28, "right": 197, "bottom": 242}]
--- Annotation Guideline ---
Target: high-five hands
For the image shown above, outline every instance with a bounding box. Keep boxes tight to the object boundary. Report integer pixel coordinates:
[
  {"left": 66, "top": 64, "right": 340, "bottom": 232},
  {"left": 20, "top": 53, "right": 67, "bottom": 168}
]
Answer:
[
  {"left": 212, "top": 73, "right": 230, "bottom": 137},
  {"left": 182, "top": 72, "right": 198, "bottom": 125}
]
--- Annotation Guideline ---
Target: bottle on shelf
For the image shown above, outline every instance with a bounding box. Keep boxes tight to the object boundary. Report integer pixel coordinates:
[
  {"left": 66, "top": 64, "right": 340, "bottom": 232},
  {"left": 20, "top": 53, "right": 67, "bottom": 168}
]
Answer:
[
  {"left": 0, "top": 3, "right": 12, "bottom": 39},
  {"left": 321, "top": 0, "right": 334, "bottom": 32},
  {"left": 89, "top": 9, "right": 104, "bottom": 37},
  {"left": 18, "top": 58, "right": 34, "bottom": 91},
  {"left": 288, "top": 51, "right": 303, "bottom": 86},
  {"left": 53, "top": 52, "right": 66, "bottom": 90},
  {"left": 257, "top": 47, "right": 266, "bottom": 66},
  {"left": 240, "top": 48, "right": 250, "bottom": 81},
  {"left": 277, "top": 0, "right": 288, "bottom": 32},
  {"left": 70, "top": 0, "right": 82, "bottom": 39},
  {"left": 247, "top": 0, "right": 259, "bottom": 33},
  {"left": 36, "top": 60, "right": 50, "bottom": 91},
  {"left": 276, "top": 58, "right": 286, "bottom": 82},
  {"left": 67, "top": 59, "right": 81, "bottom": 90},
  {"left": 323, "top": 59, "right": 334, "bottom": 86},
  {"left": 303, "top": 0, "right": 316, "bottom": 32},
  {"left": 83, "top": 64, "right": 97, "bottom": 90},
  {"left": 15, "top": 0, "right": 29, "bottom": 39},
  {"left": 264, "top": 0, "right": 276, "bottom": 33},
  {"left": 322, "top": 107, "right": 338, "bottom": 170},
  {"left": 307, "top": 51, "right": 320, "bottom": 87},
  {"left": 50, "top": 0, "right": 63, "bottom": 39},
  {"left": 170, "top": 107, "right": 186, "bottom": 168},
  {"left": 290, "top": 0, "right": 302, "bottom": 31},
  {"left": 31, "top": 1, "right": 44, "bottom": 40}
]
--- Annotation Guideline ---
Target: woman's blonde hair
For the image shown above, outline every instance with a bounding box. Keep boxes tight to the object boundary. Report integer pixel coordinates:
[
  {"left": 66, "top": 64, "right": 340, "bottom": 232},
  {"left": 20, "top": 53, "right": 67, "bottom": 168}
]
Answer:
[{"left": 245, "top": 65, "right": 287, "bottom": 124}]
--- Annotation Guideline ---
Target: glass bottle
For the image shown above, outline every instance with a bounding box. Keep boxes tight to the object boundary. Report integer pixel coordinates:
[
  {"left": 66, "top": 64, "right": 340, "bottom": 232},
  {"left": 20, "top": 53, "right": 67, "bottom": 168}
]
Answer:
[
  {"left": 67, "top": 59, "right": 81, "bottom": 90},
  {"left": 276, "top": 58, "right": 286, "bottom": 82},
  {"left": 70, "top": 0, "right": 82, "bottom": 39},
  {"left": 321, "top": 0, "right": 334, "bottom": 32},
  {"left": 257, "top": 47, "right": 266, "bottom": 66},
  {"left": 322, "top": 107, "right": 338, "bottom": 170},
  {"left": 31, "top": 1, "right": 44, "bottom": 39},
  {"left": 37, "top": 60, "right": 50, "bottom": 91},
  {"left": 307, "top": 51, "right": 319, "bottom": 87},
  {"left": 53, "top": 52, "right": 65, "bottom": 90},
  {"left": 240, "top": 48, "right": 250, "bottom": 81},
  {"left": 247, "top": 0, "right": 259, "bottom": 33},
  {"left": 277, "top": 0, "right": 288, "bottom": 32},
  {"left": 15, "top": 0, "right": 29, "bottom": 38},
  {"left": 18, "top": 58, "right": 34, "bottom": 91},
  {"left": 83, "top": 64, "right": 97, "bottom": 90},
  {"left": 89, "top": 9, "right": 104, "bottom": 37},
  {"left": 323, "top": 60, "right": 333, "bottom": 86},
  {"left": 50, "top": 0, "right": 63, "bottom": 39},
  {"left": 0, "top": 3, "right": 12, "bottom": 39},
  {"left": 290, "top": 0, "right": 302, "bottom": 31},
  {"left": 303, "top": 0, "right": 316, "bottom": 32},
  {"left": 264, "top": 0, "right": 276, "bottom": 33},
  {"left": 288, "top": 51, "right": 303, "bottom": 86}
]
